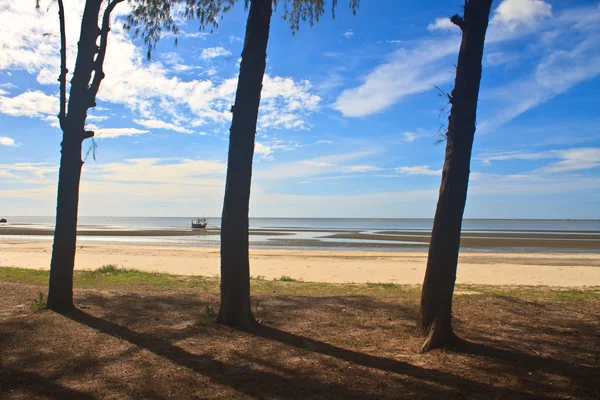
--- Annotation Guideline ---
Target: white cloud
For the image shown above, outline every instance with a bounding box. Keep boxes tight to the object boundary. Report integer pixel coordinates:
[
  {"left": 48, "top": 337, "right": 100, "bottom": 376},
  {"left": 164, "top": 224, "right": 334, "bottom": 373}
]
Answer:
[
  {"left": 85, "top": 158, "right": 226, "bottom": 185},
  {"left": 480, "top": 36, "right": 600, "bottom": 131},
  {"left": 478, "top": 147, "right": 600, "bottom": 173},
  {"left": 0, "top": 162, "right": 56, "bottom": 182},
  {"left": 133, "top": 118, "right": 194, "bottom": 134},
  {"left": 255, "top": 142, "right": 273, "bottom": 159},
  {"left": 258, "top": 75, "right": 321, "bottom": 130},
  {"left": 402, "top": 132, "right": 417, "bottom": 143},
  {"left": 0, "top": 136, "right": 18, "bottom": 146},
  {"left": 485, "top": 51, "right": 518, "bottom": 66},
  {"left": 0, "top": 90, "right": 57, "bottom": 118},
  {"left": 164, "top": 31, "right": 210, "bottom": 40},
  {"left": 491, "top": 0, "right": 552, "bottom": 29},
  {"left": 427, "top": 18, "right": 456, "bottom": 32},
  {"left": 342, "top": 165, "right": 383, "bottom": 173},
  {"left": 334, "top": 36, "right": 459, "bottom": 117},
  {"left": 256, "top": 151, "right": 378, "bottom": 181},
  {"left": 94, "top": 128, "right": 150, "bottom": 139},
  {"left": 201, "top": 46, "right": 232, "bottom": 60},
  {"left": 343, "top": 30, "right": 354, "bottom": 39},
  {"left": 469, "top": 171, "right": 600, "bottom": 197},
  {"left": 86, "top": 115, "right": 110, "bottom": 122},
  {"left": 395, "top": 165, "right": 441, "bottom": 176},
  {"left": 0, "top": 1, "right": 321, "bottom": 135},
  {"left": 541, "top": 148, "right": 600, "bottom": 173}
]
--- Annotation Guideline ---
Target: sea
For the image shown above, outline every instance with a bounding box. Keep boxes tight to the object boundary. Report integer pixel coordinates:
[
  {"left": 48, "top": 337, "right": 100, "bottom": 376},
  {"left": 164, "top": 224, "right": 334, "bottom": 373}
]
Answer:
[{"left": 2, "top": 217, "right": 600, "bottom": 253}]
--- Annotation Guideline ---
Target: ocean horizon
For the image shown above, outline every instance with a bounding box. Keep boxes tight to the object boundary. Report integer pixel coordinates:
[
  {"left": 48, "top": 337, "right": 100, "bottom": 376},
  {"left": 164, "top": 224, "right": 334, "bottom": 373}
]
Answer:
[{"left": 3, "top": 216, "right": 600, "bottom": 231}]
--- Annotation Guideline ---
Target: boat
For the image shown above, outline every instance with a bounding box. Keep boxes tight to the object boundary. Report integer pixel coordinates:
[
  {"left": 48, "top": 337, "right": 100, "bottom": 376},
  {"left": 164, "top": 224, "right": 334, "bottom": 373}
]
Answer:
[
  {"left": 0, "top": 218, "right": 6, "bottom": 223},
  {"left": 191, "top": 218, "right": 207, "bottom": 229}
]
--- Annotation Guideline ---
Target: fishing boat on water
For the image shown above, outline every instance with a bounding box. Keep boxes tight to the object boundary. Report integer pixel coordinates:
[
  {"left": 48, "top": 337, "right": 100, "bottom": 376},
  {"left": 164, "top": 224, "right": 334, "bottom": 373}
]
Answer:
[{"left": 191, "top": 218, "right": 207, "bottom": 229}]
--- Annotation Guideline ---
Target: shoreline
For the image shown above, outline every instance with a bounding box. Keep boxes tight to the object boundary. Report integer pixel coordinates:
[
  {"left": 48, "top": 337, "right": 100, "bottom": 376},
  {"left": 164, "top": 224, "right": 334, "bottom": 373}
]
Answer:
[
  {"left": 1, "top": 225, "right": 599, "bottom": 252},
  {"left": 1, "top": 241, "right": 599, "bottom": 287}
]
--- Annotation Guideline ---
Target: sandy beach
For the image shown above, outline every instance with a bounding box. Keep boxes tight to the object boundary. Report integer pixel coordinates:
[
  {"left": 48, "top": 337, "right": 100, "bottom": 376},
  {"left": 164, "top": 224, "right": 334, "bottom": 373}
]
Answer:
[{"left": 1, "top": 241, "right": 599, "bottom": 287}]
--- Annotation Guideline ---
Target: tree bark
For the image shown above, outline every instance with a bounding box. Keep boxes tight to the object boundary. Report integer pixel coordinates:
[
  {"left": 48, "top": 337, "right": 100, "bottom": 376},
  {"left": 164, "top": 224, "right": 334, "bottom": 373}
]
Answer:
[
  {"left": 47, "top": 0, "right": 104, "bottom": 312},
  {"left": 417, "top": 0, "right": 493, "bottom": 351},
  {"left": 217, "top": 0, "right": 273, "bottom": 327}
]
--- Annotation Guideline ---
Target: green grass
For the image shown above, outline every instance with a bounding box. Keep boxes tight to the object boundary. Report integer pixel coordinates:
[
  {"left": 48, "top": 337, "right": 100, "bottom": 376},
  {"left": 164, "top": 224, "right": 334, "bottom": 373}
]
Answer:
[
  {"left": 366, "top": 282, "right": 398, "bottom": 289},
  {"left": 277, "top": 275, "right": 301, "bottom": 282},
  {"left": 30, "top": 292, "right": 47, "bottom": 311},
  {"left": 1, "top": 266, "right": 599, "bottom": 301}
]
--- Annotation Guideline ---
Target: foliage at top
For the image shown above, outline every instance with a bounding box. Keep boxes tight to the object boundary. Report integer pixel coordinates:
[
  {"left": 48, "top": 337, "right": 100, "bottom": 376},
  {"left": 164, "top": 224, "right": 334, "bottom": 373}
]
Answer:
[{"left": 125, "top": 0, "right": 360, "bottom": 58}]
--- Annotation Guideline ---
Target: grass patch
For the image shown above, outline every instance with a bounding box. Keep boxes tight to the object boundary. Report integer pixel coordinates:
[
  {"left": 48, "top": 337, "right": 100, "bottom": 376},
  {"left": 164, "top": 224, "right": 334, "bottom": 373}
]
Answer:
[
  {"left": 277, "top": 275, "right": 301, "bottom": 282},
  {"left": 366, "top": 282, "right": 398, "bottom": 289},
  {"left": 1, "top": 266, "right": 599, "bottom": 301},
  {"left": 30, "top": 292, "right": 47, "bottom": 311},
  {"left": 204, "top": 305, "right": 217, "bottom": 319}
]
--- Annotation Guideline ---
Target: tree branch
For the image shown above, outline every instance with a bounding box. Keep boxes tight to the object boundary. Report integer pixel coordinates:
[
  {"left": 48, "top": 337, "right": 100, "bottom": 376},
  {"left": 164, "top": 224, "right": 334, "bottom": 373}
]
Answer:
[
  {"left": 450, "top": 13, "right": 464, "bottom": 30},
  {"left": 57, "top": 0, "right": 67, "bottom": 129},
  {"left": 82, "top": 130, "right": 95, "bottom": 140},
  {"left": 88, "top": 0, "right": 123, "bottom": 108}
]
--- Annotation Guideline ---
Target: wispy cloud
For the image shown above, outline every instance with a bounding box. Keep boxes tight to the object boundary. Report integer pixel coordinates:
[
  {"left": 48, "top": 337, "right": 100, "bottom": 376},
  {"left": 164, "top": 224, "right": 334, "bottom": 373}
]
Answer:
[
  {"left": 334, "top": 36, "right": 459, "bottom": 117},
  {"left": 478, "top": 147, "right": 600, "bottom": 173},
  {"left": 395, "top": 165, "right": 441, "bottom": 176},
  {"left": 402, "top": 132, "right": 417, "bottom": 143},
  {"left": 343, "top": 30, "right": 354, "bottom": 39},
  {"left": 256, "top": 151, "right": 379, "bottom": 181},
  {"left": 200, "top": 46, "right": 232, "bottom": 60},
  {"left": 336, "top": 0, "right": 600, "bottom": 133},
  {"left": 0, "top": 136, "right": 18, "bottom": 146},
  {"left": 95, "top": 128, "right": 150, "bottom": 139},
  {"left": 133, "top": 118, "right": 194, "bottom": 134}
]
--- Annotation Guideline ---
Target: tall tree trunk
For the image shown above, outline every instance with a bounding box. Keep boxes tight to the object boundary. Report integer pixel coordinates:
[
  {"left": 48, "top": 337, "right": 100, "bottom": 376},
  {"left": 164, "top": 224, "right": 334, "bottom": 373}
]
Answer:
[
  {"left": 47, "top": 0, "right": 104, "bottom": 312},
  {"left": 47, "top": 135, "right": 85, "bottom": 311},
  {"left": 217, "top": 0, "right": 272, "bottom": 328},
  {"left": 417, "top": 0, "right": 493, "bottom": 351}
]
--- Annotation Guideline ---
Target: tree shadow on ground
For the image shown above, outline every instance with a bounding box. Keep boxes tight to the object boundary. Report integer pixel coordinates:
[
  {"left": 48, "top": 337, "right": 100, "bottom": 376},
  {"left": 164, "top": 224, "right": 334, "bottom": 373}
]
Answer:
[
  {"left": 65, "top": 307, "right": 507, "bottom": 400},
  {"left": 2, "top": 283, "right": 598, "bottom": 399},
  {"left": 1, "top": 369, "right": 96, "bottom": 400}
]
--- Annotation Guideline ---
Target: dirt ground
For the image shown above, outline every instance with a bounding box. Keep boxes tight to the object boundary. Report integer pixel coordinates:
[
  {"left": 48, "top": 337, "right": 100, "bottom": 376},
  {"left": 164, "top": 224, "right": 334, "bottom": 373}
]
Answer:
[{"left": 1, "top": 281, "right": 599, "bottom": 399}]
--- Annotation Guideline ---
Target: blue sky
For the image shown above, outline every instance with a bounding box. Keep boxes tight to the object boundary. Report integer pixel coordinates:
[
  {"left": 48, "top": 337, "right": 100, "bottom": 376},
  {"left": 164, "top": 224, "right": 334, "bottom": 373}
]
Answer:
[{"left": 1, "top": 0, "right": 599, "bottom": 218}]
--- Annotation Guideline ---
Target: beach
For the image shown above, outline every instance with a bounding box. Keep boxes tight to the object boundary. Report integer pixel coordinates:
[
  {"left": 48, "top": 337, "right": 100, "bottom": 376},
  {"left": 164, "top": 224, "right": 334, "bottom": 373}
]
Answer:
[{"left": 1, "top": 240, "right": 599, "bottom": 286}]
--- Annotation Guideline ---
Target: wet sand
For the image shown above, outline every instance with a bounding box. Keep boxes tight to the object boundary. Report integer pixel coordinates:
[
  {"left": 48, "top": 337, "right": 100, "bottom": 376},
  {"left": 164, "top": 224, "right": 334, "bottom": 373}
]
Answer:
[
  {"left": 2, "top": 225, "right": 598, "bottom": 251},
  {"left": 1, "top": 241, "right": 599, "bottom": 287},
  {"left": 321, "top": 232, "right": 600, "bottom": 250}
]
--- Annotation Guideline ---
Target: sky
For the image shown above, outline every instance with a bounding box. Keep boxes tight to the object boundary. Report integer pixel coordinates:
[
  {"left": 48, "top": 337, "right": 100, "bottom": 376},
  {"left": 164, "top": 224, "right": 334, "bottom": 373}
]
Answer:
[{"left": 0, "top": 0, "right": 599, "bottom": 219}]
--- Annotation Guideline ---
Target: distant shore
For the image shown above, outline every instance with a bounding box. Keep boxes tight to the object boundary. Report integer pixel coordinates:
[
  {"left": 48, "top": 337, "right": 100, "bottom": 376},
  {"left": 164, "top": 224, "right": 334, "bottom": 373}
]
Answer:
[{"left": 1, "top": 241, "right": 599, "bottom": 287}]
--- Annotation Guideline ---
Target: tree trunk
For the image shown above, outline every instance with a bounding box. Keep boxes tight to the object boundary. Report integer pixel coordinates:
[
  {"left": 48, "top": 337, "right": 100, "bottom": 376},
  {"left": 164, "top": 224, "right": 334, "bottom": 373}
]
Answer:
[
  {"left": 217, "top": 0, "right": 273, "bottom": 328},
  {"left": 47, "top": 136, "right": 84, "bottom": 311},
  {"left": 47, "top": 0, "right": 103, "bottom": 312},
  {"left": 417, "top": 0, "right": 493, "bottom": 351}
]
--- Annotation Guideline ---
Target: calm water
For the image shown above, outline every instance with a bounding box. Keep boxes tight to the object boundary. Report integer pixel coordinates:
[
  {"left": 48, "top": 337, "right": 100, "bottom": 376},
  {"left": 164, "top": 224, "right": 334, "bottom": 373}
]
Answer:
[
  {"left": 2, "top": 217, "right": 599, "bottom": 252},
  {"left": 4, "top": 216, "right": 600, "bottom": 232}
]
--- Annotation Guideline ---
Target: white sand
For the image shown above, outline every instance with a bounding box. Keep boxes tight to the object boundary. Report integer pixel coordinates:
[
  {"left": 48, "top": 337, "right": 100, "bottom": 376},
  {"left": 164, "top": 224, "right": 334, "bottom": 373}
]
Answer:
[{"left": 1, "top": 241, "right": 599, "bottom": 287}]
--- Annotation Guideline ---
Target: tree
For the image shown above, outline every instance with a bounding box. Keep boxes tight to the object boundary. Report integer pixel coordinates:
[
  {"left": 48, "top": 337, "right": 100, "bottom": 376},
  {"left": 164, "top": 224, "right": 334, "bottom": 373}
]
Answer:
[
  {"left": 219, "top": 0, "right": 361, "bottom": 327},
  {"left": 128, "top": 0, "right": 359, "bottom": 327},
  {"left": 417, "top": 0, "right": 494, "bottom": 351},
  {"left": 45, "top": 0, "right": 124, "bottom": 311},
  {"left": 217, "top": 0, "right": 273, "bottom": 327}
]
